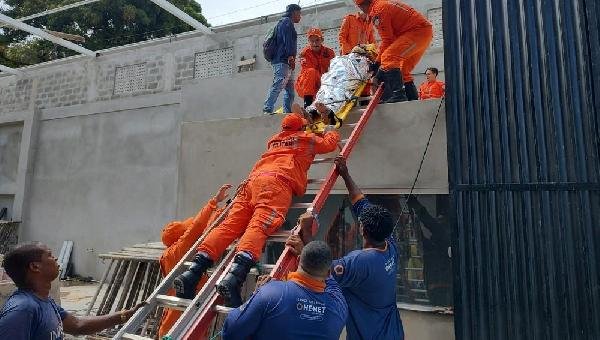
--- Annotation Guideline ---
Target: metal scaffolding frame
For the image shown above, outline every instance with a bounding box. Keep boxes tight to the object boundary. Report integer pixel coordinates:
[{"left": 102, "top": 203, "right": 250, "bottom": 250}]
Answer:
[{"left": 0, "top": 0, "right": 213, "bottom": 74}]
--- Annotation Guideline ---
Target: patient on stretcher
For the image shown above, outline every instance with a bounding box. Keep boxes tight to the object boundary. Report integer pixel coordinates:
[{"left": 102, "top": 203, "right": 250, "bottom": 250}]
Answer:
[{"left": 305, "top": 44, "right": 377, "bottom": 127}]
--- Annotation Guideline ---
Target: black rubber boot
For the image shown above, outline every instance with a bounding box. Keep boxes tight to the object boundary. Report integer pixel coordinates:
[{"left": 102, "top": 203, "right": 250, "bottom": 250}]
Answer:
[
  {"left": 404, "top": 81, "right": 418, "bottom": 101},
  {"left": 376, "top": 69, "right": 408, "bottom": 103},
  {"left": 304, "top": 95, "right": 314, "bottom": 108},
  {"left": 173, "top": 253, "right": 213, "bottom": 299},
  {"left": 216, "top": 253, "right": 255, "bottom": 307}
]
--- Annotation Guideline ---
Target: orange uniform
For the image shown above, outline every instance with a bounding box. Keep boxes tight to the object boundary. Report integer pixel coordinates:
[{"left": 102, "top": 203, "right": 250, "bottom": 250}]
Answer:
[
  {"left": 295, "top": 45, "right": 336, "bottom": 98},
  {"left": 338, "top": 13, "right": 376, "bottom": 55},
  {"left": 198, "top": 116, "right": 340, "bottom": 262},
  {"left": 158, "top": 199, "right": 224, "bottom": 338},
  {"left": 369, "top": 0, "right": 433, "bottom": 82},
  {"left": 419, "top": 80, "right": 445, "bottom": 99}
]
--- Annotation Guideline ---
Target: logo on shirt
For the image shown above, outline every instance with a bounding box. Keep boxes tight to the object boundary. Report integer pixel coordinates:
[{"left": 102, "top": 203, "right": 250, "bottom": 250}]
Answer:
[
  {"left": 384, "top": 256, "right": 396, "bottom": 274},
  {"left": 296, "top": 297, "right": 326, "bottom": 321},
  {"left": 270, "top": 137, "right": 299, "bottom": 149}
]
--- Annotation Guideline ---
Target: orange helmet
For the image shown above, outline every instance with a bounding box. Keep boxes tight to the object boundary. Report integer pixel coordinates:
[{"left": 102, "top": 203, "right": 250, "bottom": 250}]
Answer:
[
  {"left": 282, "top": 113, "right": 307, "bottom": 131},
  {"left": 307, "top": 27, "right": 323, "bottom": 39}
]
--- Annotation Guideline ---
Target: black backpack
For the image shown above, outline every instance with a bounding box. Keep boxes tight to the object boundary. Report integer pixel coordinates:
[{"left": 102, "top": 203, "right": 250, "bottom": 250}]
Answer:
[{"left": 263, "top": 19, "right": 282, "bottom": 62}]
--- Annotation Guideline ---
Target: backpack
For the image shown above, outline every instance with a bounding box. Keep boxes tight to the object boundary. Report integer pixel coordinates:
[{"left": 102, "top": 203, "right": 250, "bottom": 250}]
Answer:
[{"left": 263, "top": 19, "right": 282, "bottom": 62}]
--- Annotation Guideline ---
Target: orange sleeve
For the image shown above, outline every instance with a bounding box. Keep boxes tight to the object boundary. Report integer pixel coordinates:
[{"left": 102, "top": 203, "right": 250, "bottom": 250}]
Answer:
[
  {"left": 162, "top": 198, "right": 217, "bottom": 266},
  {"left": 312, "top": 131, "right": 341, "bottom": 154},
  {"left": 366, "top": 22, "right": 376, "bottom": 45},
  {"left": 339, "top": 17, "right": 351, "bottom": 54},
  {"left": 418, "top": 82, "right": 426, "bottom": 100},
  {"left": 300, "top": 48, "right": 314, "bottom": 69}
]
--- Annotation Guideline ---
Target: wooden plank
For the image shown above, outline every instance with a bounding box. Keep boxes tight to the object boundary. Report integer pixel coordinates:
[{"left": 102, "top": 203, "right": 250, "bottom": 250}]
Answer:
[{"left": 97, "top": 260, "right": 122, "bottom": 316}]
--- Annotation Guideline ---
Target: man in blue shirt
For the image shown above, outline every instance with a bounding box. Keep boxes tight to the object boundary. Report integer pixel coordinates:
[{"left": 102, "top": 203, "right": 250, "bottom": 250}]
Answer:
[
  {"left": 222, "top": 237, "right": 347, "bottom": 340},
  {"left": 262, "top": 4, "right": 301, "bottom": 114},
  {"left": 287, "top": 156, "right": 404, "bottom": 340},
  {"left": 0, "top": 243, "right": 144, "bottom": 339}
]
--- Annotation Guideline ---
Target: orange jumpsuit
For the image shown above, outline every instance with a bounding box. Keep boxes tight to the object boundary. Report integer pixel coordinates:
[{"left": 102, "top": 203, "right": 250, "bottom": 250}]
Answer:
[
  {"left": 419, "top": 80, "right": 445, "bottom": 99},
  {"left": 338, "top": 13, "right": 376, "bottom": 55},
  {"left": 295, "top": 45, "right": 336, "bottom": 98},
  {"left": 369, "top": 0, "right": 433, "bottom": 82},
  {"left": 158, "top": 198, "right": 224, "bottom": 338},
  {"left": 197, "top": 127, "right": 340, "bottom": 262}
]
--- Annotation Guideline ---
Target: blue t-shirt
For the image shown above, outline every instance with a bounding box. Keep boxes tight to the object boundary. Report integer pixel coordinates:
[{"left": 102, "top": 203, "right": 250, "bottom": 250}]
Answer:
[
  {"left": 331, "top": 198, "right": 404, "bottom": 340},
  {"left": 0, "top": 289, "right": 68, "bottom": 340},
  {"left": 222, "top": 276, "right": 347, "bottom": 340}
]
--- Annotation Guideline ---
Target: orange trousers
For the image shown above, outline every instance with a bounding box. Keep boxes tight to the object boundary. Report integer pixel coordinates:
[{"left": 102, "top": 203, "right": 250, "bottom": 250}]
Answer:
[
  {"left": 381, "top": 26, "right": 433, "bottom": 82},
  {"left": 295, "top": 68, "right": 322, "bottom": 98},
  {"left": 197, "top": 175, "right": 293, "bottom": 261}
]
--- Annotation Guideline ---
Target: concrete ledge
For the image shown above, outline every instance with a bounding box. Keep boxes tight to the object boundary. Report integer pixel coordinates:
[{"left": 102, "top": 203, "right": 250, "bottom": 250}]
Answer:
[{"left": 41, "top": 90, "right": 182, "bottom": 121}]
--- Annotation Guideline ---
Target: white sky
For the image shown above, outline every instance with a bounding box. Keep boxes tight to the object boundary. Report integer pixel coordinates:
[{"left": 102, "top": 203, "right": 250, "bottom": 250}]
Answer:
[{"left": 197, "top": 0, "right": 335, "bottom": 26}]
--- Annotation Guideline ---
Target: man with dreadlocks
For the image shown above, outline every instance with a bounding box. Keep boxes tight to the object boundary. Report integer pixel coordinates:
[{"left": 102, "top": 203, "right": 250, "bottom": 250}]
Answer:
[{"left": 286, "top": 156, "right": 404, "bottom": 340}]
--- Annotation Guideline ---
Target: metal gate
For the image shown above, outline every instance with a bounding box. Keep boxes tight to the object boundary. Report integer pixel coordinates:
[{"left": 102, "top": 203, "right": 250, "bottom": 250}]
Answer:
[{"left": 443, "top": 0, "right": 600, "bottom": 339}]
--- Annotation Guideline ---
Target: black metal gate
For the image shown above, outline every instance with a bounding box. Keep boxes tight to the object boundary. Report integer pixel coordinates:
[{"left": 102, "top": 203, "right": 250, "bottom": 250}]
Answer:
[{"left": 443, "top": 0, "right": 600, "bottom": 339}]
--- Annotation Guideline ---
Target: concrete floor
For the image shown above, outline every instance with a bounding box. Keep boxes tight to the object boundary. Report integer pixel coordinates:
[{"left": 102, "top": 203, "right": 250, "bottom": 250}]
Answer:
[{"left": 61, "top": 282, "right": 101, "bottom": 340}]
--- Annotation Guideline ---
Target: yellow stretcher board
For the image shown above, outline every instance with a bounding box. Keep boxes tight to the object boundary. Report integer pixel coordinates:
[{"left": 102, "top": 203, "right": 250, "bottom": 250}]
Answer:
[{"left": 306, "top": 82, "right": 368, "bottom": 133}]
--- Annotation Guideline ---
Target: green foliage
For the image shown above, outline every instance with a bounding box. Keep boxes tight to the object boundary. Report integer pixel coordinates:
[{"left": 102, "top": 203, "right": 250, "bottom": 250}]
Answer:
[{"left": 0, "top": 0, "right": 209, "bottom": 67}]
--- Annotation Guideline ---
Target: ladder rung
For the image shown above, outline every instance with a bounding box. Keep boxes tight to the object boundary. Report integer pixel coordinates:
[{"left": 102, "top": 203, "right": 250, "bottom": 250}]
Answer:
[
  {"left": 215, "top": 304, "right": 234, "bottom": 315},
  {"left": 268, "top": 230, "right": 292, "bottom": 242},
  {"left": 312, "top": 157, "right": 335, "bottom": 164},
  {"left": 122, "top": 333, "right": 154, "bottom": 340},
  {"left": 357, "top": 96, "right": 372, "bottom": 101},
  {"left": 156, "top": 294, "right": 192, "bottom": 311},
  {"left": 290, "top": 202, "right": 312, "bottom": 209},
  {"left": 307, "top": 178, "right": 326, "bottom": 184},
  {"left": 343, "top": 123, "right": 358, "bottom": 128},
  {"left": 340, "top": 139, "right": 349, "bottom": 144}
]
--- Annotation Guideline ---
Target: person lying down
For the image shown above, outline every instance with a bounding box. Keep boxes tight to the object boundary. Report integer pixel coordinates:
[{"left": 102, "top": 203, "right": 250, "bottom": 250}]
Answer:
[{"left": 305, "top": 44, "right": 377, "bottom": 126}]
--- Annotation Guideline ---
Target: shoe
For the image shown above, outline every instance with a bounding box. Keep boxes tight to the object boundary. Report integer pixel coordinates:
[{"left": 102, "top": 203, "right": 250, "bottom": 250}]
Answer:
[
  {"left": 173, "top": 253, "right": 213, "bottom": 299},
  {"left": 376, "top": 69, "right": 408, "bottom": 103},
  {"left": 216, "top": 253, "right": 255, "bottom": 307},
  {"left": 262, "top": 110, "right": 273, "bottom": 115},
  {"left": 404, "top": 81, "right": 418, "bottom": 101}
]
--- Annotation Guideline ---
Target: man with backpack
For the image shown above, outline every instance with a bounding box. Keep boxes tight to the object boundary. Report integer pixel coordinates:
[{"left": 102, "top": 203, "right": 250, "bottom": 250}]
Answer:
[{"left": 262, "top": 4, "right": 302, "bottom": 114}]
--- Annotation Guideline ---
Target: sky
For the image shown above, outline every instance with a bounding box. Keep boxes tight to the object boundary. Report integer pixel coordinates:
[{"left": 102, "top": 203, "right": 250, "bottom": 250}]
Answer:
[{"left": 197, "top": 0, "right": 336, "bottom": 26}]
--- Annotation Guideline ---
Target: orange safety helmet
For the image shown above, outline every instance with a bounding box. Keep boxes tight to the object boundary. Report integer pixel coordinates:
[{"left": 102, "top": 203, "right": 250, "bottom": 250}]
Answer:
[
  {"left": 307, "top": 27, "right": 323, "bottom": 39},
  {"left": 282, "top": 113, "right": 308, "bottom": 131}
]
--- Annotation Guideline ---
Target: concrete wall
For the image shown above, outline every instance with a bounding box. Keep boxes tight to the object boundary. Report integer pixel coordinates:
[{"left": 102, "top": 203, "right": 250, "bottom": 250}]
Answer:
[
  {"left": 0, "top": 0, "right": 445, "bottom": 278},
  {"left": 178, "top": 99, "right": 447, "bottom": 219}
]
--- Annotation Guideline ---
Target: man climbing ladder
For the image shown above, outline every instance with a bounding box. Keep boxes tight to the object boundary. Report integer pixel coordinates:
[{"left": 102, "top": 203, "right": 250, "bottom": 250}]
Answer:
[{"left": 174, "top": 113, "right": 340, "bottom": 308}]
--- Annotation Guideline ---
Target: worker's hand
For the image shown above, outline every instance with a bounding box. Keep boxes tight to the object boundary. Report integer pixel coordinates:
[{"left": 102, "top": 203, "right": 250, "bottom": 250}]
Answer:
[
  {"left": 334, "top": 156, "right": 349, "bottom": 177},
  {"left": 288, "top": 56, "right": 296, "bottom": 70},
  {"left": 286, "top": 234, "right": 305, "bottom": 255},
  {"left": 215, "top": 184, "right": 233, "bottom": 203},
  {"left": 255, "top": 275, "right": 272, "bottom": 292},
  {"left": 120, "top": 302, "right": 147, "bottom": 322}
]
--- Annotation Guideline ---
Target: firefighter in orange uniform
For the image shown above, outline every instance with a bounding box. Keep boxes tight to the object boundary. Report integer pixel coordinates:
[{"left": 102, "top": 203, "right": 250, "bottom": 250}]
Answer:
[
  {"left": 338, "top": 12, "right": 376, "bottom": 55},
  {"left": 157, "top": 184, "right": 231, "bottom": 338},
  {"left": 419, "top": 67, "right": 445, "bottom": 100},
  {"left": 174, "top": 113, "right": 340, "bottom": 308},
  {"left": 355, "top": 0, "right": 433, "bottom": 102},
  {"left": 295, "top": 28, "right": 336, "bottom": 107}
]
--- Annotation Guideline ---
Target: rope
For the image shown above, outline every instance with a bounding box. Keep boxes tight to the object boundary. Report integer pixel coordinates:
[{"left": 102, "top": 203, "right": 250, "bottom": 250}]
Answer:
[{"left": 393, "top": 97, "right": 445, "bottom": 232}]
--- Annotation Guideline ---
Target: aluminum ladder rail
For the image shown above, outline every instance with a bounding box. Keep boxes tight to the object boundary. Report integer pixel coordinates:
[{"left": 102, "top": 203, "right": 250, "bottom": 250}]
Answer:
[{"left": 177, "top": 85, "right": 384, "bottom": 340}]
